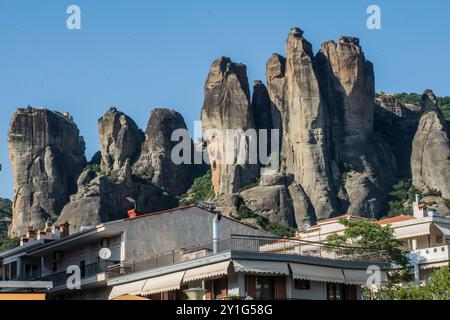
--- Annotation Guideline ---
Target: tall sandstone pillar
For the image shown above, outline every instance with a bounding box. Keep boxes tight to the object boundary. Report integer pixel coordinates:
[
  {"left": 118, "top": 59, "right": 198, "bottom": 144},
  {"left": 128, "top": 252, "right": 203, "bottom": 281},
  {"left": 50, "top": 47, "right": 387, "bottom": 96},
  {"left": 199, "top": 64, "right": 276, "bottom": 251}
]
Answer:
[
  {"left": 411, "top": 90, "right": 450, "bottom": 199},
  {"left": 8, "top": 108, "right": 85, "bottom": 236},
  {"left": 266, "top": 28, "right": 338, "bottom": 220},
  {"left": 201, "top": 56, "right": 260, "bottom": 195},
  {"left": 316, "top": 36, "right": 396, "bottom": 217}
]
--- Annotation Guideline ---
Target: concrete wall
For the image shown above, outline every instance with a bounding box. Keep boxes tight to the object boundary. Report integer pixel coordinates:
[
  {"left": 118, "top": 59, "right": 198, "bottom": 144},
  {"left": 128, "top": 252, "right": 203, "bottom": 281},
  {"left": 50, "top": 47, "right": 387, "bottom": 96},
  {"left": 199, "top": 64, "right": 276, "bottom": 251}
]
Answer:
[{"left": 117, "top": 207, "right": 271, "bottom": 260}]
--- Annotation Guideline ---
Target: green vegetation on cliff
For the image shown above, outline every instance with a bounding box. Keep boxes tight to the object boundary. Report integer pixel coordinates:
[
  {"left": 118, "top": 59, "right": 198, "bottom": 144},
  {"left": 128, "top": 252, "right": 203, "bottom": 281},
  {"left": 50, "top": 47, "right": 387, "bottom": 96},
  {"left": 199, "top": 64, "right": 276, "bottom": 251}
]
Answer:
[
  {"left": 388, "top": 92, "right": 450, "bottom": 120},
  {"left": 0, "top": 198, "right": 18, "bottom": 252},
  {"left": 387, "top": 180, "right": 420, "bottom": 217},
  {"left": 180, "top": 170, "right": 214, "bottom": 205}
]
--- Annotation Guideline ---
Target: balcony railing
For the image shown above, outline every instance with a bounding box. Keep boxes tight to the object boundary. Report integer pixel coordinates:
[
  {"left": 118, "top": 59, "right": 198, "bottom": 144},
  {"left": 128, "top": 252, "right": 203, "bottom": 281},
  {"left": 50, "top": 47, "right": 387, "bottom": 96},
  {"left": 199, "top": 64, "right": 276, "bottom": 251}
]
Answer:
[
  {"left": 106, "top": 235, "right": 391, "bottom": 279},
  {"left": 40, "top": 260, "right": 119, "bottom": 287},
  {"left": 408, "top": 245, "right": 450, "bottom": 264}
]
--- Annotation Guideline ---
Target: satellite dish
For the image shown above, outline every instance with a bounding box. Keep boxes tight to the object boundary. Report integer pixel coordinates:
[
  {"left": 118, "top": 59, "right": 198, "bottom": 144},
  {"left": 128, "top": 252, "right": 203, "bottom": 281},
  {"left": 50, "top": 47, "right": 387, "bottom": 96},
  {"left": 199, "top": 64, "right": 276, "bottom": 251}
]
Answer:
[
  {"left": 99, "top": 247, "right": 112, "bottom": 260},
  {"left": 303, "top": 223, "right": 311, "bottom": 231}
]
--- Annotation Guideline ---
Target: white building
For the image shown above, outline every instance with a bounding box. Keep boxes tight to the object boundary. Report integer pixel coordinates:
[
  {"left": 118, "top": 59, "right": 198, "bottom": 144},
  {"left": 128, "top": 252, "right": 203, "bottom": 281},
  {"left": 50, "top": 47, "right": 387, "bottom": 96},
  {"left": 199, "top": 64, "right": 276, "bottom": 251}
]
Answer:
[{"left": 297, "top": 196, "right": 450, "bottom": 284}]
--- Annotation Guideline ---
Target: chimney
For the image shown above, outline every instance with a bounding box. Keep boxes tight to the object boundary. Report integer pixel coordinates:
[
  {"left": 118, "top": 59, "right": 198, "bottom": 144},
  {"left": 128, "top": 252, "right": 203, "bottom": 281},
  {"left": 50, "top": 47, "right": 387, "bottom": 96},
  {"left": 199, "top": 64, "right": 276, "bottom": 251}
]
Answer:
[
  {"left": 413, "top": 194, "right": 425, "bottom": 219},
  {"left": 127, "top": 209, "right": 139, "bottom": 218},
  {"left": 58, "top": 221, "right": 70, "bottom": 237},
  {"left": 20, "top": 227, "right": 36, "bottom": 246},
  {"left": 51, "top": 225, "right": 61, "bottom": 240}
]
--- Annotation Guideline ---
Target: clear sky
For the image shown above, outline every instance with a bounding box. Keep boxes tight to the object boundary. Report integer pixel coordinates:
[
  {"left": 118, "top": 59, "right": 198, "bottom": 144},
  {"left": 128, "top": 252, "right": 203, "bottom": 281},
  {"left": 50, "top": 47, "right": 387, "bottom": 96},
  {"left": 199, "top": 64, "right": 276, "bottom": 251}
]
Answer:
[{"left": 0, "top": 0, "right": 449, "bottom": 198}]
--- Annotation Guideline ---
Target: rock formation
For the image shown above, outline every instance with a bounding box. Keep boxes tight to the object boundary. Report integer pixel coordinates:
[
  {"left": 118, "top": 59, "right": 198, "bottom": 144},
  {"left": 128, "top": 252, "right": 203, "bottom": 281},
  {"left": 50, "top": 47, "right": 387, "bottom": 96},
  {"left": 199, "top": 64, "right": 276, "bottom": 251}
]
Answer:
[
  {"left": 207, "top": 28, "right": 398, "bottom": 225},
  {"left": 57, "top": 108, "right": 178, "bottom": 233},
  {"left": 98, "top": 107, "right": 144, "bottom": 172},
  {"left": 265, "top": 27, "right": 339, "bottom": 221},
  {"left": 374, "top": 94, "right": 421, "bottom": 177},
  {"left": 316, "top": 35, "right": 397, "bottom": 217},
  {"left": 375, "top": 94, "right": 421, "bottom": 119},
  {"left": 133, "top": 108, "right": 197, "bottom": 195},
  {"left": 8, "top": 108, "right": 85, "bottom": 236},
  {"left": 411, "top": 90, "right": 450, "bottom": 198},
  {"left": 57, "top": 159, "right": 177, "bottom": 232},
  {"left": 201, "top": 56, "right": 260, "bottom": 195}
]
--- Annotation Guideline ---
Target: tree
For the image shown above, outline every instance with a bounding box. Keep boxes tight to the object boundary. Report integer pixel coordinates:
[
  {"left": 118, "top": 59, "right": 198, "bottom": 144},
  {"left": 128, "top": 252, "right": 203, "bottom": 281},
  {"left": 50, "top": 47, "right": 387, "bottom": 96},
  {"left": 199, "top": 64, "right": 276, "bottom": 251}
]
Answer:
[
  {"left": 326, "top": 218, "right": 411, "bottom": 283},
  {"left": 377, "top": 266, "right": 450, "bottom": 300}
]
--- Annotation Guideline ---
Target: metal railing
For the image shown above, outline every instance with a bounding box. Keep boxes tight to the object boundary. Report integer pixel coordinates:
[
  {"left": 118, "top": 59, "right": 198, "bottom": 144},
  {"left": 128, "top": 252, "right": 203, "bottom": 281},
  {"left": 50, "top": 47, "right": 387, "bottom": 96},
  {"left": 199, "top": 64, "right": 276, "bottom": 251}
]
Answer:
[
  {"left": 40, "top": 260, "right": 119, "bottom": 287},
  {"left": 106, "top": 235, "right": 391, "bottom": 279}
]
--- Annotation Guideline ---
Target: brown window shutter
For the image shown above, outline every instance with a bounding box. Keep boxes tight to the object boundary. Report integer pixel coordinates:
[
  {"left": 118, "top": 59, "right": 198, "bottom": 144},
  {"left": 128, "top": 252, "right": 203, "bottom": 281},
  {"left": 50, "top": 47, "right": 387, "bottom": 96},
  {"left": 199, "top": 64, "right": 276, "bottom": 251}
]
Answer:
[
  {"left": 204, "top": 280, "right": 213, "bottom": 300},
  {"left": 245, "top": 276, "right": 256, "bottom": 298},
  {"left": 275, "top": 277, "right": 286, "bottom": 299},
  {"left": 219, "top": 277, "right": 228, "bottom": 298}
]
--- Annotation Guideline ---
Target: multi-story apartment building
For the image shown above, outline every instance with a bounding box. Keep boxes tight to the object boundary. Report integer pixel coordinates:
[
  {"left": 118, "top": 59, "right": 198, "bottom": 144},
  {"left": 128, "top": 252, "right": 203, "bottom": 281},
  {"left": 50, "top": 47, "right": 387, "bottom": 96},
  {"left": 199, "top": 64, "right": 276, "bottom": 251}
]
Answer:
[{"left": 1, "top": 205, "right": 390, "bottom": 300}]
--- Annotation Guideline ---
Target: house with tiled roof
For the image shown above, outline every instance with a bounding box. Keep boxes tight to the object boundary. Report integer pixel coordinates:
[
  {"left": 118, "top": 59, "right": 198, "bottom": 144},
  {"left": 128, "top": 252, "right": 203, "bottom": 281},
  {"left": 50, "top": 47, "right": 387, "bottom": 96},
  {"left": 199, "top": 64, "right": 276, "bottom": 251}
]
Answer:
[{"left": 297, "top": 195, "right": 450, "bottom": 284}]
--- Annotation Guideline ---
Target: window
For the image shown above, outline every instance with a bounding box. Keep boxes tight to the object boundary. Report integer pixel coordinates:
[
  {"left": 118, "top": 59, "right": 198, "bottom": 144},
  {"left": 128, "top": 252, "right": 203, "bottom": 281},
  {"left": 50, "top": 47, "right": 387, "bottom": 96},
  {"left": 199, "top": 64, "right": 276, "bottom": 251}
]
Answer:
[
  {"left": 327, "top": 283, "right": 342, "bottom": 300},
  {"left": 10, "top": 262, "right": 17, "bottom": 280},
  {"left": 327, "top": 283, "right": 358, "bottom": 300},
  {"left": 246, "top": 276, "right": 286, "bottom": 299},
  {"left": 255, "top": 277, "right": 275, "bottom": 299},
  {"left": 213, "top": 277, "right": 228, "bottom": 299},
  {"left": 294, "top": 279, "right": 311, "bottom": 290}
]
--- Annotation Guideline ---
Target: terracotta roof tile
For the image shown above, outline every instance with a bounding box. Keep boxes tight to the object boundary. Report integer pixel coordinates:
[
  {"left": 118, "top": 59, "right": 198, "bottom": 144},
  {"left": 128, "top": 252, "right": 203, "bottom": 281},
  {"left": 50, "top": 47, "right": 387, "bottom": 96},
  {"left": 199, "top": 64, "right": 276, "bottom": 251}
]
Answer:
[{"left": 376, "top": 215, "right": 413, "bottom": 225}]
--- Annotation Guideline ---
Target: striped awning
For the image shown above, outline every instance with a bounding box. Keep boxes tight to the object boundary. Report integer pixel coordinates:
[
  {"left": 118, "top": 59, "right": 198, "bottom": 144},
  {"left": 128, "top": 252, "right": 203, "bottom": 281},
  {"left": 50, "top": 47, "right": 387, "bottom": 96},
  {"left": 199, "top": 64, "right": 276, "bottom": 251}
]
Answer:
[
  {"left": 233, "top": 260, "right": 290, "bottom": 275},
  {"left": 421, "top": 261, "right": 449, "bottom": 270},
  {"left": 183, "top": 261, "right": 231, "bottom": 283},
  {"left": 290, "top": 263, "right": 346, "bottom": 284},
  {"left": 140, "top": 271, "right": 186, "bottom": 295},
  {"left": 108, "top": 280, "right": 146, "bottom": 299},
  {"left": 343, "top": 269, "right": 388, "bottom": 285},
  {"left": 394, "top": 223, "right": 430, "bottom": 239}
]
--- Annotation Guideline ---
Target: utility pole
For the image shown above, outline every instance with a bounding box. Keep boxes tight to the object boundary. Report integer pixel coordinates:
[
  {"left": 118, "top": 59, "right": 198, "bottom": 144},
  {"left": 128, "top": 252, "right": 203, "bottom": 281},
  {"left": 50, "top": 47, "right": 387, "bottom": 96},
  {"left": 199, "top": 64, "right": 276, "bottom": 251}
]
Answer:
[{"left": 368, "top": 198, "right": 376, "bottom": 220}]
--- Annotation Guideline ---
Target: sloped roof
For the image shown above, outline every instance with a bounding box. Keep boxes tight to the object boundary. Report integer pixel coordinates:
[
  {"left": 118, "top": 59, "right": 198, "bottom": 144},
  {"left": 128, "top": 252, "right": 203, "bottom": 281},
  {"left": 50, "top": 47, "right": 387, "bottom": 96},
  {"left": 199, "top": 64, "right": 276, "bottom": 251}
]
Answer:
[{"left": 375, "top": 215, "right": 413, "bottom": 225}]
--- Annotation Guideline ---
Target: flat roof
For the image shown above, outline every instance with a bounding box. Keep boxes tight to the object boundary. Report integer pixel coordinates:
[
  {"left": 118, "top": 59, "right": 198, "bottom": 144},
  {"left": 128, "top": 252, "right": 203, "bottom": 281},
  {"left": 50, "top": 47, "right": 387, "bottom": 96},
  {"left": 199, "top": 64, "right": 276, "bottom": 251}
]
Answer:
[{"left": 108, "top": 250, "right": 389, "bottom": 287}]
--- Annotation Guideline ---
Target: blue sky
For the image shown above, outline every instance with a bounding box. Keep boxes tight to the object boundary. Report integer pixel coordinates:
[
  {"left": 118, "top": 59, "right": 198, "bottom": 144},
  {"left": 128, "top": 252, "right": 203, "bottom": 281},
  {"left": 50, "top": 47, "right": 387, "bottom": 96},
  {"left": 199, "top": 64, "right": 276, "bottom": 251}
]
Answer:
[{"left": 0, "top": 0, "right": 449, "bottom": 198}]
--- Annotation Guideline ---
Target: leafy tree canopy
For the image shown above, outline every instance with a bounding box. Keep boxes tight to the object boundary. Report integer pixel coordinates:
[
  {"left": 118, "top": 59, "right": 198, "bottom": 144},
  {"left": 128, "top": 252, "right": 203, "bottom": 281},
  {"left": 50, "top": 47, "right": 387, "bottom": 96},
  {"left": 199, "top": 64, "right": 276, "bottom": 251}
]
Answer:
[{"left": 326, "top": 218, "right": 409, "bottom": 269}]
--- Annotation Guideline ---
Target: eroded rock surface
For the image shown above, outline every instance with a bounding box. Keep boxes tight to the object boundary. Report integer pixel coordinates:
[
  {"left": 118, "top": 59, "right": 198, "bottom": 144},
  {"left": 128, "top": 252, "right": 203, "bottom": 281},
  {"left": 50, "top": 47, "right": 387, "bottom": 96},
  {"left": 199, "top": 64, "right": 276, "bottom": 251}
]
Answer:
[
  {"left": 133, "top": 108, "right": 198, "bottom": 195},
  {"left": 411, "top": 90, "right": 450, "bottom": 198},
  {"left": 8, "top": 108, "right": 85, "bottom": 236},
  {"left": 201, "top": 57, "right": 260, "bottom": 195}
]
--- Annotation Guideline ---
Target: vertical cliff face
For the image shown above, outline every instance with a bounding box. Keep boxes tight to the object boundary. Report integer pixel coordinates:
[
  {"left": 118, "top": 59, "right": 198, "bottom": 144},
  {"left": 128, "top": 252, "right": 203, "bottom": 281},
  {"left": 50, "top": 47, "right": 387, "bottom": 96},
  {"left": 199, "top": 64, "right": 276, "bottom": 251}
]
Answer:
[
  {"left": 8, "top": 108, "right": 85, "bottom": 236},
  {"left": 411, "top": 90, "right": 450, "bottom": 198},
  {"left": 316, "top": 36, "right": 396, "bottom": 217},
  {"left": 270, "top": 28, "right": 338, "bottom": 220},
  {"left": 133, "top": 108, "right": 196, "bottom": 195},
  {"left": 201, "top": 56, "right": 260, "bottom": 195},
  {"left": 98, "top": 107, "right": 144, "bottom": 172}
]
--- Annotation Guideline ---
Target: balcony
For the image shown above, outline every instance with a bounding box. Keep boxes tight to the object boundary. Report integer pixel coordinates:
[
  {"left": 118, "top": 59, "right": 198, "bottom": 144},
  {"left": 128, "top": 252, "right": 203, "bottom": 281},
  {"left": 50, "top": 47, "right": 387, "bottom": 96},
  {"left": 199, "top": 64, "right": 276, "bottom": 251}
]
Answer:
[
  {"left": 106, "top": 235, "right": 391, "bottom": 279},
  {"left": 40, "top": 260, "right": 119, "bottom": 287},
  {"left": 409, "top": 245, "right": 450, "bottom": 266}
]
